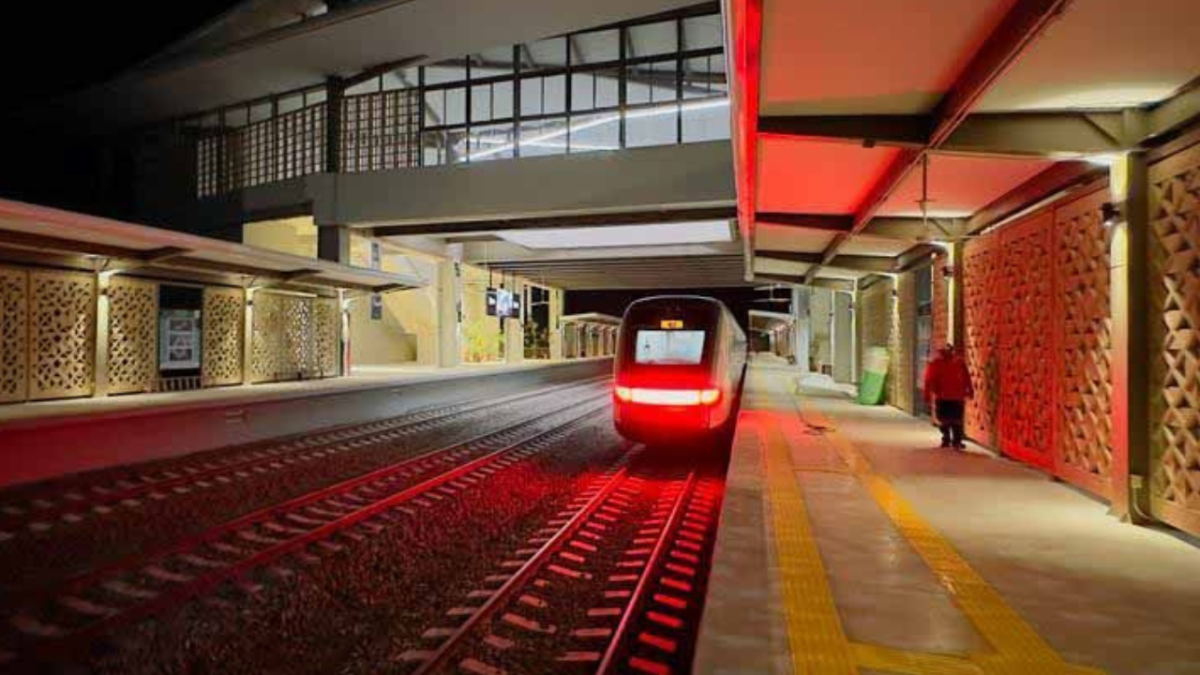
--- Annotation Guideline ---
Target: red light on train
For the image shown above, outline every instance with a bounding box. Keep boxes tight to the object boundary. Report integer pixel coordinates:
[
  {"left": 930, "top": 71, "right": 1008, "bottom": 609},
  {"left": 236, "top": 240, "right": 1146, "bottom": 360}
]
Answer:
[{"left": 613, "top": 386, "right": 720, "bottom": 406}]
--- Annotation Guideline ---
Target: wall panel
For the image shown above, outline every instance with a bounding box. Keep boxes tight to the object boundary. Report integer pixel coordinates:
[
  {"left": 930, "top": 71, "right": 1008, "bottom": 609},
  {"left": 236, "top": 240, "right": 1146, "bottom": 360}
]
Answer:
[
  {"left": 29, "top": 270, "right": 96, "bottom": 401},
  {"left": 0, "top": 266, "right": 28, "bottom": 403},
  {"left": 315, "top": 298, "right": 342, "bottom": 377},
  {"left": 1148, "top": 143, "right": 1200, "bottom": 536},
  {"left": 1054, "top": 190, "right": 1114, "bottom": 497},
  {"left": 202, "top": 287, "right": 245, "bottom": 387},
  {"left": 997, "top": 212, "right": 1056, "bottom": 469},
  {"left": 963, "top": 236, "right": 1001, "bottom": 446},
  {"left": 107, "top": 277, "right": 159, "bottom": 395}
]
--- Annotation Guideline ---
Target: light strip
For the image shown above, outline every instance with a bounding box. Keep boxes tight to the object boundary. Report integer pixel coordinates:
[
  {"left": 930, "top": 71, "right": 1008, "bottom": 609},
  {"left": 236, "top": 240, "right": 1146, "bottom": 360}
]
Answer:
[
  {"left": 615, "top": 386, "right": 721, "bottom": 406},
  {"left": 467, "top": 98, "right": 730, "bottom": 161}
]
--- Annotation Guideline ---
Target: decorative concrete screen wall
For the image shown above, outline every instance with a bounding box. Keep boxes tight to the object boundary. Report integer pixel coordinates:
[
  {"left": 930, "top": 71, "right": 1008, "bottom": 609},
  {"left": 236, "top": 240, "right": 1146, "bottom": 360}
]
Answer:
[
  {"left": 250, "top": 291, "right": 341, "bottom": 384},
  {"left": 963, "top": 235, "right": 1002, "bottom": 447},
  {"left": 202, "top": 287, "right": 246, "bottom": 387},
  {"left": 107, "top": 277, "right": 160, "bottom": 395},
  {"left": 0, "top": 266, "right": 29, "bottom": 403},
  {"left": 1148, "top": 142, "right": 1200, "bottom": 536},
  {"left": 997, "top": 210, "right": 1057, "bottom": 470},
  {"left": 963, "top": 188, "right": 1114, "bottom": 498},
  {"left": 29, "top": 270, "right": 97, "bottom": 401},
  {"left": 1054, "top": 190, "right": 1114, "bottom": 498}
]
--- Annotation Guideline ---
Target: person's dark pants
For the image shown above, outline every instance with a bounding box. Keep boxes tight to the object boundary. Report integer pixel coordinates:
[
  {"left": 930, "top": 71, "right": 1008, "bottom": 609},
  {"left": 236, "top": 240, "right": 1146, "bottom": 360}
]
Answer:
[{"left": 935, "top": 400, "right": 965, "bottom": 447}]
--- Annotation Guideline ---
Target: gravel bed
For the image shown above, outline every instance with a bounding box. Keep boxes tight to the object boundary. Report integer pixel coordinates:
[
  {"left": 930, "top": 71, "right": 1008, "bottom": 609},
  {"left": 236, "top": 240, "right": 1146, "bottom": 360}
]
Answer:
[{"left": 76, "top": 415, "right": 629, "bottom": 674}]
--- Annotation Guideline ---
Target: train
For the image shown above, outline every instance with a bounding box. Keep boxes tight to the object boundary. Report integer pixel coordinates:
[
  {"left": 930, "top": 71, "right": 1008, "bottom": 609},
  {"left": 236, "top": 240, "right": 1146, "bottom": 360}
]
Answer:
[{"left": 612, "top": 296, "right": 748, "bottom": 446}]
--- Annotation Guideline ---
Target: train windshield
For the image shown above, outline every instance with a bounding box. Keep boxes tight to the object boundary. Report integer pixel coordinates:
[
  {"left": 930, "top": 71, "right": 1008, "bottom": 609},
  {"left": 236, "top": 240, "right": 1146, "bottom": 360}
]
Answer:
[{"left": 634, "top": 330, "right": 706, "bottom": 365}]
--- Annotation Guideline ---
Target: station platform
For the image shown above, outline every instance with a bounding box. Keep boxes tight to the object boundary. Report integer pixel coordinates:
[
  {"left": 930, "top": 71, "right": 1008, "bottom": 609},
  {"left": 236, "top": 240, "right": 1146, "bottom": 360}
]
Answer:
[
  {"left": 696, "top": 358, "right": 1200, "bottom": 675},
  {"left": 0, "top": 358, "right": 611, "bottom": 489}
]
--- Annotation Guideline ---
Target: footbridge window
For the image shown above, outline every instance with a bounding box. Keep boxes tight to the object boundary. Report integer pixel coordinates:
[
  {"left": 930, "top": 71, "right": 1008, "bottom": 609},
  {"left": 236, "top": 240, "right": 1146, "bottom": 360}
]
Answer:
[{"left": 175, "top": 4, "right": 728, "bottom": 198}]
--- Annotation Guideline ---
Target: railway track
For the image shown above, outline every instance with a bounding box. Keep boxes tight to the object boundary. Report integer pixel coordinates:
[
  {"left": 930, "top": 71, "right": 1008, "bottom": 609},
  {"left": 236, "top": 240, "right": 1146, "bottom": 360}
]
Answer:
[
  {"left": 0, "top": 390, "right": 614, "bottom": 669},
  {"left": 0, "top": 377, "right": 609, "bottom": 541},
  {"left": 398, "top": 457, "right": 724, "bottom": 675}
]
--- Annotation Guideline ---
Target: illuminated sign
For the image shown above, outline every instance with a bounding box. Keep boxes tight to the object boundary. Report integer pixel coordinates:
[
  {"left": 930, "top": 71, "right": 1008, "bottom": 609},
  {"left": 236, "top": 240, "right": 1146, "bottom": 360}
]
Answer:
[{"left": 660, "top": 319, "right": 684, "bottom": 329}]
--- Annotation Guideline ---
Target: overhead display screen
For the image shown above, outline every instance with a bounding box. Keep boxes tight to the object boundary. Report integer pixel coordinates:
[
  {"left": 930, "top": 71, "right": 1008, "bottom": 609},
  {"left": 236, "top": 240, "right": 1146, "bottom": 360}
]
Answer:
[{"left": 486, "top": 288, "right": 521, "bottom": 318}]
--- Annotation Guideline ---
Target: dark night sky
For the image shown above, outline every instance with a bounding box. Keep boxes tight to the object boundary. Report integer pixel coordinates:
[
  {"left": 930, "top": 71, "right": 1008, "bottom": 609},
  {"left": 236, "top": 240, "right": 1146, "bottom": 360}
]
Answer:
[
  {"left": 4, "top": 4, "right": 241, "bottom": 102},
  {"left": 0, "top": 4, "right": 243, "bottom": 216}
]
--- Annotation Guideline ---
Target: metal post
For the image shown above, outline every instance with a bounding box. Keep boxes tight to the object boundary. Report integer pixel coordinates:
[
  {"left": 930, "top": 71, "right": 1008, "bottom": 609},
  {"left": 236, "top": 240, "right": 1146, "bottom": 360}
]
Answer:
[{"left": 1109, "top": 150, "right": 1152, "bottom": 522}]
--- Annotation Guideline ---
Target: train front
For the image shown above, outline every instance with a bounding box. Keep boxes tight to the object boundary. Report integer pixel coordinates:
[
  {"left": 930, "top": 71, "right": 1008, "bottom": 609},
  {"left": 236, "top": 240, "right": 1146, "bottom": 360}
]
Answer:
[{"left": 612, "top": 298, "right": 727, "bottom": 445}]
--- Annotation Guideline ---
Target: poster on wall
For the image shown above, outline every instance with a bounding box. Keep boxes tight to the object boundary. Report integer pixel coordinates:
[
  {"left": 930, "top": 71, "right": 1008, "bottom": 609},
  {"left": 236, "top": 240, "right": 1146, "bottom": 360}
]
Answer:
[{"left": 159, "top": 310, "right": 201, "bottom": 370}]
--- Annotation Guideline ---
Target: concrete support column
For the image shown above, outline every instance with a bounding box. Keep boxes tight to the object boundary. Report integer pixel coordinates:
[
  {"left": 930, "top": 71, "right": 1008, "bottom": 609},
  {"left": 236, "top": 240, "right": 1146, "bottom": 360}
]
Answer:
[
  {"left": 94, "top": 273, "right": 112, "bottom": 398},
  {"left": 318, "top": 225, "right": 352, "bottom": 264},
  {"left": 792, "top": 287, "right": 811, "bottom": 371},
  {"left": 549, "top": 289, "right": 564, "bottom": 360},
  {"left": 832, "top": 290, "right": 854, "bottom": 383},
  {"left": 1109, "top": 151, "right": 1152, "bottom": 522},
  {"left": 505, "top": 278, "right": 525, "bottom": 364},
  {"left": 436, "top": 260, "right": 462, "bottom": 368}
]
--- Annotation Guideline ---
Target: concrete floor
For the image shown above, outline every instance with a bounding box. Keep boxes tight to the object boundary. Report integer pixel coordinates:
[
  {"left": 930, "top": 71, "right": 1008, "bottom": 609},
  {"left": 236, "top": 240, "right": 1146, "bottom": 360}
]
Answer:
[
  {"left": 0, "top": 358, "right": 605, "bottom": 426},
  {"left": 696, "top": 358, "right": 1200, "bottom": 675}
]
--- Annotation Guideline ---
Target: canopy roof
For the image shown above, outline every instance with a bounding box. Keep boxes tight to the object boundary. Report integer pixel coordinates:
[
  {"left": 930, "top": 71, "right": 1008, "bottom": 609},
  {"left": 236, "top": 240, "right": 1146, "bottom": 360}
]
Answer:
[
  {"left": 0, "top": 199, "right": 421, "bottom": 294},
  {"left": 724, "top": 0, "right": 1200, "bottom": 284}
]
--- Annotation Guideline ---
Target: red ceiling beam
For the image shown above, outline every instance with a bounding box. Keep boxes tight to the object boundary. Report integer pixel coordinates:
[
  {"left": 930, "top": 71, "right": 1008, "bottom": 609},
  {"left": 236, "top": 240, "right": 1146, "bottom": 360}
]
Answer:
[
  {"left": 805, "top": 0, "right": 1073, "bottom": 283},
  {"left": 724, "top": 0, "right": 764, "bottom": 273}
]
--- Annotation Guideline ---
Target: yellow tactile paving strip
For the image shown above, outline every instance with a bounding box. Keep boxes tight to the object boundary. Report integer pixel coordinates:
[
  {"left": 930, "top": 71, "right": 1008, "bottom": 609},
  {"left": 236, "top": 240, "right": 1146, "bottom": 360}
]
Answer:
[
  {"left": 760, "top": 414, "right": 857, "bottom": 674},
  {"left": 754, "top": 371, "right": 1110, "bottom": 675}
]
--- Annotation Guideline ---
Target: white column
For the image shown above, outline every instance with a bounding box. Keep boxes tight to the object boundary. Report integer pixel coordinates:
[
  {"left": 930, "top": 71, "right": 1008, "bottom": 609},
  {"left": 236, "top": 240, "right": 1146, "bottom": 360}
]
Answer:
[
  {"left": 436, "top": 260, "right": 462, "bottom": 368},
  {"left": 242, "top": 287, "right": 255, "bottom": 384},
  {"left": 549, "top": 290, "right": 564, "bottom": 360},
  {"left": 792, "top": 287, "right": 812, "bottom": 371},
  {"left": 94, "top": 272, "right": 112, "bottom": 397},
  {"left": 832, "top": 290, "right": 854, "bottom": 383}
]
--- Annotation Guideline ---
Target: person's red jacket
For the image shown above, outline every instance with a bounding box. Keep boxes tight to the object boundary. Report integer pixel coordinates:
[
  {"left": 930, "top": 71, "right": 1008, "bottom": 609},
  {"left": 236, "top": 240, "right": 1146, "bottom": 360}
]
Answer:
[{"left": 924, "top": 355, "right": 974, "bottom": 402}]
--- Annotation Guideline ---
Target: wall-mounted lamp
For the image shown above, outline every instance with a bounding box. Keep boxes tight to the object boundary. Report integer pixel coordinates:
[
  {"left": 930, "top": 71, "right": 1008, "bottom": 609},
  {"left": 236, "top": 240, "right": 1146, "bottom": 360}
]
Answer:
[
  {"left": 941, "top": 264, "right": 956, "bottom": 279},
  {"left": 1100, "top": 202, "right": 1121, "bottom": 228}
]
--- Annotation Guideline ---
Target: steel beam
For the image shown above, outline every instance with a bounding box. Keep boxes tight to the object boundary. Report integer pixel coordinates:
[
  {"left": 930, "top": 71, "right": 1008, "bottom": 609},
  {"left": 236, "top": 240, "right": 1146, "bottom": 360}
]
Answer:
[
  {"left": 372, "top": 206, "right": 738, "bottom": 237},
  {"left": 756, "top": 249, "right": 895, "bottom": 273},
  {"left": 756, "top": 212, "right": 853, "bottom": 232},
  {"left": 804, "top": 0, "right": 1072, "bottom": 284},
  {"left": 966, "top": 160, "right": 1101, "bottom": 233},
  {"left": 759, "top": 111, "right": 1129, "bottom": 157}
]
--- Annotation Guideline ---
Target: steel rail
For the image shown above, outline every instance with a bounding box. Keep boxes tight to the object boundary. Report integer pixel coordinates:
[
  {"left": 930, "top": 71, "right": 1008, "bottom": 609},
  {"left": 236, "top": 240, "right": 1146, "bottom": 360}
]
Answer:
[
  {"left": 11, "top": 400, "right": 614, "bottom": 667},
  {"left": 409, "top": 462, "right": 640, "bottom": 675},
  {"left": 595, "top": 471, "right": 698, "bottom": 675},
  {"left": 0, "top": 376, "right": 610, "bottom": 531}
]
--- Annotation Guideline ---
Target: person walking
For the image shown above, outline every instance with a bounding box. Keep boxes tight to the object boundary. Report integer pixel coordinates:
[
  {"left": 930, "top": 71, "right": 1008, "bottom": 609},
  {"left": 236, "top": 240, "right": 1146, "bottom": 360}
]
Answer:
[{"left": 923, "top": 344, "right": 974, "bottom": 449}]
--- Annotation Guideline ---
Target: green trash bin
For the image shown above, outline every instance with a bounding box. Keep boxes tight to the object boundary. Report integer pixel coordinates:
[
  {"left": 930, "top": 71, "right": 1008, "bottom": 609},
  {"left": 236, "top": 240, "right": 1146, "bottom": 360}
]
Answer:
[{"left": 856, "top": 347, "right": 890, "bottom": 405}]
